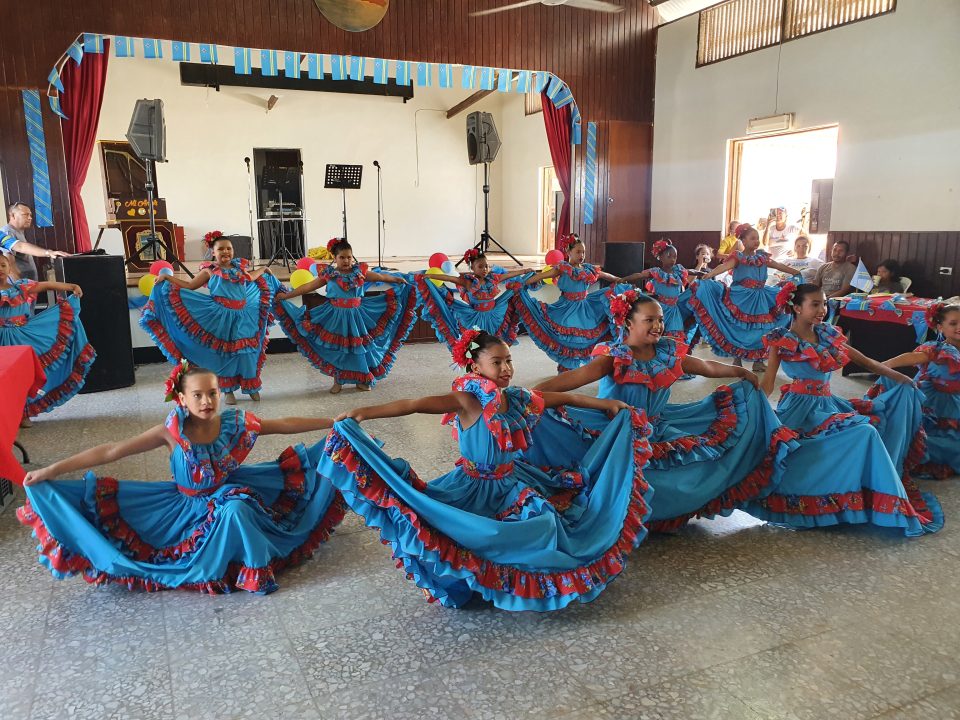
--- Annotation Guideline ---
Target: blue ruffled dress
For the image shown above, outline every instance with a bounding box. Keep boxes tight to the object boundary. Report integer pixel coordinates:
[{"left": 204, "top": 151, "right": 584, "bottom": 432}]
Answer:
[
  {"left": 744, "top": 324, "right": 943, "bottom": 535},
  {"left": 316, "top": 375, "right": 654, "bottom": 611},
  {"left": 140, "top": 259, "right": 281, "bottom": 395},
  {"left": 0, "top": 280, "right": 95, "bottom": 416},
  {"left": 514, "top": 262, "right": 616, "bottom": 370},
  {"left": 415, "top": 270, "right": 520, "bottom": 350},
  {"left": 643, "top": 266, "right": 695, "bottom": 344},
  {"left": 274, "top": 263, "right": 417, "bottom": 387},
  {"left": 523, "top": 339, "right": 797, "bottom": 531},
  {"left": 686, "top": 250, "right": 791, "bottom": 360},
  {"left": 17, "top": 407, "right": 345, "bottom": 593}
]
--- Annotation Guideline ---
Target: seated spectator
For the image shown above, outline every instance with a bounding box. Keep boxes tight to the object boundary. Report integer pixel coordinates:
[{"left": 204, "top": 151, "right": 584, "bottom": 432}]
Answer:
[
  {"left": 872, "top": 258, "right": 907, "bottom": 294},
  {"left": 717, "top": 220, "right": 742, "bottom": 261},
  {"left": 814, "top": 240, "right": 856, "bottom": 298},
  {"left": 763, "top": 206, "right": 801, "bottom": 260},
  {"left": 777, "top": 235, "right": 824, "bottom": 284},
  {"left": 690, "top": 244, "right": 713, "bottom": 276}
]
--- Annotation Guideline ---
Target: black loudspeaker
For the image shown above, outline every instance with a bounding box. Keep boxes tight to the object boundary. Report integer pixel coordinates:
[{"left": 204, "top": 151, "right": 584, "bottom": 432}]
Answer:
[
  {"left": 126, "top": 99, "right": 166, "bottom": 162},
  {"left": 604, "top": 242, "right": 646, "bottom": 278},
  {"left": 466, "top": 111, "right": 501, "bottom": 165},
  {"left": 55, "top": 254, "right": 136, "bottom": 393}
]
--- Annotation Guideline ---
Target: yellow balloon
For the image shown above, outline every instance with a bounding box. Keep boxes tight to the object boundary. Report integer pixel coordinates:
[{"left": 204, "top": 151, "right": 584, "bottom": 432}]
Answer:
[
  {"left": 290, "top": 269, "right": 315, "bottom": 289},
  {"left": 138, "top": 273, "right": 157, "bottom": 296},
  {"left": 543, "top": 264, "right": 555, "bottom": 285},
  {"left": 425, "top": 266, "right": 446, "bottom": 287}
]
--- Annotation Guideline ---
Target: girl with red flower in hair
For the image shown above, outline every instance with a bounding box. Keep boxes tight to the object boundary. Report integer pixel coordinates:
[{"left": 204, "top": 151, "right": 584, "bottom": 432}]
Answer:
[
  {"left": 743, "top": 284, "right": 942, "bottom": 534},
  {"left": 140, "top": 232, "right": 281, "bottom": 405},
  {"left": 523, "top": 290, "right": 799, "bottom": 532},
  {"left": 274, "top": 238, "right": 416, "bottom": 394},
  {"left": 18, "top": 361, "right": 345, "bottom": 594},
  {"left": 621, "top": 239, "right": 696, "bottom": 348},
  {"left": 415, "top": 248, "right": 532, "bottom": 352},
  {"left": 686, "top": 222, "right": 801, "bottom": 372},
  {"left": 0, "top": 253, "right": 94, "bottom": 427},
  {"left": 872, "top": 302, "right": 960, "bottom": 479},
  {"left": 514, "top": 233, "right": 628, "bottom": 372},
  {"left": 318, "top": 328, "right": 656, "bottom": 611}
]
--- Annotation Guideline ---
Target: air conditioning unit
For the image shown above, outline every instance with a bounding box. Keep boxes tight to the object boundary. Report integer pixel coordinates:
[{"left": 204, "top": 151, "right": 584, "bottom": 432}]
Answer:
[{"left": 746, "top": 113, "right": 794, "bottom": 135}]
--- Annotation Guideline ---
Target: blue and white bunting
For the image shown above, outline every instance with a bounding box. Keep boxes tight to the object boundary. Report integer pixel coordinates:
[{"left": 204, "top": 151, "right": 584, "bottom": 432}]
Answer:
[
  {"left": 65, "top": 41, "right": 84, "bottom": 65},
  {"left": 234, "top": 47, "right": 252, "bottom": 75},
  {"left": 307, "top": 53, "right": 322, "bottom": 79},
  {"left": 47, "top": 94, "right": 68, "bottom": 120},
  {"left": 438, "top": 63, "right": 452, "bottom": 88},
  {"left": 46, "top": 67, "right": 64, "bottom": 93},
  {"left": 373, "top": 58, "right": 388, "bottom": 84},
  {"left": 330, "top": 55, "right": 345, "bottom": 80},
  {"left": 199, "top": 44, "right": 219, "bottom": 64},
  {"left": 21, "top": 90, "right": 53, "bottom": 228},
  {"left": 83, "top": 33, "right": 104, "bottom": 54},
  {"left": 534, "top": 71, "right": 550, "bottom": 94},
  {"left": 395, "top": 61, "right": 411, "bottom": 85},
  {"left": 115, "top": 36, "right": 134, "bottom": 58},
  {"left": 416, "top": 62, "right": 432, "bottom": 87},
  {"left": 516, "top": 70, "right": 531, "bottom": 94},
  {"left": 261, "top": 49, "right": 278, "bottom": 76},
  {"left": 172, "top": 41, "right": 191, "bottom": 62},
  {"left": 478, "top": 67, "right": 495, "bottom": 90},
  {"left": 143, "top": 39, "right": 162, "bottom": 59},
  {"left": 284, "top": 51, "right": 299, "bottom": 79},
  {"left": 349, "top": 56, "right": 365, "bottom": 81},
  {"left": 584, "top": 122, "right": 598, "bottom": 225},
  {"left": 571, "top": 107, "right": 582, "bottom": 145},
  {"left": 461, "top": 65, "right": 476, "bottom": 90},
  {"left": 497, "top": 69, "right": 511, "bottom": 92}
]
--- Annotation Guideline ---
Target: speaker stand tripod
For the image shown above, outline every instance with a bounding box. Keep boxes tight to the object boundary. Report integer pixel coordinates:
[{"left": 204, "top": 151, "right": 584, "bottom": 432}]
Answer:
[
  {"left": 126, "top": 159, "right": 193, "bottom": 278},
  {"left": 457, "top": 162, "right": 521, "bottom": 268},
  {"left": 265, "top": 190, "right": 300, "bottom": 271}
]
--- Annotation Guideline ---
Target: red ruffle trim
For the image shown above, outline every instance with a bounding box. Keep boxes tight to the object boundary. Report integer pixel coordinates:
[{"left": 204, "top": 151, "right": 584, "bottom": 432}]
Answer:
[
  {"left": 650, "top": 385, "right": 737, "bottom": 460},
  {"left": 763, "top": 328, "right": 849, "bottom": 372},
  {"left": 720, "top": 287, "right": 783, "bottom": 325},
  {"left": 555, "top": 263, "right": 600, "bottom": 285},
  {"left": 753, "top": 488, "right": 920, "bottom": 518},
  {"left": 35, "top": 298, "right": 81, "bottom": 368},
  {"left": 324, "top": 408, "right": 654, "bottom": 600},
  {"left": 648, "top": 426, "right": 799, "bottom": 533},
  {"left": 27, "top": 343, "right": 96, "bottom": 416},
  {"left": 591, "top": 344, "right": 686, "bottom": 390},
  {"left": 16, "top": 485, "right": 347, "bottom": 594},
  {"left": 687, "top": 283, "right": 767, "bottom": 361},
  {"left": 164, "top": 277, "right": 273, "bottom": 354},
  {"left": 918, "top": 343, "right": 960, "bottom": 375},
  {"left": 0, "top": 280, "right": 36, "bottom": 308},
  {"left": 914, "top": 462, "right": 957, "bottom": 480},
  {"left": 415, "top": 274, "right": 519, "bottom": 347},
  {"left": 515, "top": 300, "right": 609, "bottom": 363},
  {"left": 299, "top": 289, "right": 399, "bottom": 349}
]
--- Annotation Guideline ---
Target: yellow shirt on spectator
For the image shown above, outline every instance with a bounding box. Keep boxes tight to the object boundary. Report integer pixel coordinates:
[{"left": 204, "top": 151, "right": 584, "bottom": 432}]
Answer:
[{"left": 719, "top": 234, "right": 739, "bottom": 255}]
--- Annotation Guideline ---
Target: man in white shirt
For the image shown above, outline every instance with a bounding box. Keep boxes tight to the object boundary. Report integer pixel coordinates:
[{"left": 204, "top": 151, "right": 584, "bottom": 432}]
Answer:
[
  {"left": 0, "top": 202, "right": 69, "bottom": 280},
  {"left": 764, "top": 207, "right": 801, "bottom": 260}
]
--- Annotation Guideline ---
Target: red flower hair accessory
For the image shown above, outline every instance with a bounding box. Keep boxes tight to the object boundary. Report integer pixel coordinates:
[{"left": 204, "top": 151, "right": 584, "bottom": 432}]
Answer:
[
  {"left": 462, "top": 248, "right": 482, "bottom": 265},
  {"left": 163, "top": 359, "right": 191, "bottom": 405},
  {"left": 925, "top": 302, "right": 945, "bottom": 329},
  {"left": 559, "top": 233, "right": 580, "bottom": 254},
  {"left": 451, "top": 328, "right": 483, "bottom": 367},
  {"left": 327, "top": 237, "right": 342, "bottom": 253},
  {"left": 734, "top": 223, "right": 753, "bottom": 240},
  {"left": 202, "top": 230, "right": 223, "bottom": 248},
  {"left": 651, "top": 239, "right": 675, "bottom": 258},
  {"left": 775, "top": 281, "right": 798, "bottom": 313},
  {"left": 609, "top": 288, "right": 641, "bottom": 328}
]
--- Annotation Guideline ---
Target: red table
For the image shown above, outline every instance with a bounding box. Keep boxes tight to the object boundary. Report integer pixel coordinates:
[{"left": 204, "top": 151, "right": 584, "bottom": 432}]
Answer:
[
  {"left": 834, "top": 295, "right": 936, "bottom": 376},
  {"left": 0, "top": 346, "right": 45, "bottom": 486}
]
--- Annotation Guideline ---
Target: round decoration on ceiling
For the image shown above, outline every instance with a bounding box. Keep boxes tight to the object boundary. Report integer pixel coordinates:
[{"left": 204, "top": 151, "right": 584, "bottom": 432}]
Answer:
[{"left": 313, "top": 0, "right": 390, "bottom": 32}]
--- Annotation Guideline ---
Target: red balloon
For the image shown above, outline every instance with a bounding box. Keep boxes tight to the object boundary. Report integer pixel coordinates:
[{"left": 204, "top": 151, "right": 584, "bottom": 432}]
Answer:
[
  {"left": 429, "top": 252, "right": 449, "bottom": 269},
  {"left": 149, "top": 260, "right": 174, "bottom": 275},
  {"left": 296, "top": 257, "right": 316, "bottom": 271},
  {"left": 544, "top": 249, "right": 564, "bottom": 265}
]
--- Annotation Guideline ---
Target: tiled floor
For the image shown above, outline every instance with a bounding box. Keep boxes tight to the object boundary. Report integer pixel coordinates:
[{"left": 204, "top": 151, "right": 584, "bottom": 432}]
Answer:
[{"left": 2, "top": 338, "right": 957, "bottom": 720}]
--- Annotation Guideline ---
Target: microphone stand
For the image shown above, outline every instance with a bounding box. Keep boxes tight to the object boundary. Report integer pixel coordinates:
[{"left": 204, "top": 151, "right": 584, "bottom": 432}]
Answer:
[
  {"left": 374, "top": 161, "right": 395, "bottom": 271},
  {"left": 244, "top": 156, "right": 255, "bottom": 262}
]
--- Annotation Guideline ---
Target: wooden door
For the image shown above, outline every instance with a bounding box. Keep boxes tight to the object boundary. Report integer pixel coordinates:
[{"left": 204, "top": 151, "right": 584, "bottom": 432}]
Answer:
[{"left": 604, "top": 121, "right": 652, "bottom": 245}]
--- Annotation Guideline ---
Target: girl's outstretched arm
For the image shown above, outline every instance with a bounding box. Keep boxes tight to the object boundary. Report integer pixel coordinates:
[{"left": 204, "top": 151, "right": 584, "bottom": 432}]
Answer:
[
  {"left": 768, "top": 258, "right": 805, "bottom": 276},
  {"left": 277, "top": 276, "right": 327, "bottom": 300},
  {"left": 846, "top": 346, "right": 915, "bottom": 385},
  {"left": 496, "top": 267, "right": 530, "bottom": 281},
  {"left": 336, "top": 393, "right": 467, "bottom": 423},
  {"left": 681, "top": 355, "right": 759, "bottom": 387},
  {"left": 524, "top": 268, "right": 559, "bottom": 285},
  {"left": 259, "top": 417, "right": 334, "bottom": 435},
  {"left": 156, "top": 270, "right": 210, "bottom": 291},
  {"left": 366, "top": 270, "right": 408, "bottom": 285},
  {"left": 23, "top": 425, "right": 171, "bottom": 485},
  {"left": 31, "top": 281, "right": 82, "bottom": 297},
  {"left": 597, "top": 270, "right": 623, "bottom": 283},
  {"left": 759, "top": 347, "right": 782, "bottom": 397},
  {"left": 534, "top": 356, "right": 613, "bottom": 393},
  {"left": 882, "top": 351, "right": 928, "bottom": 370},
  {"left": 701, "top": 260, "right": 736, "bottom": 280},
  {"left": 540, "top": 392, "right": 629, "bottom": 418},
  {"left": 423, "top": 273, "right": 468, "bottom": 288},
  {"left": 619, "top": 270, "right": 650, "bottom": 284}
]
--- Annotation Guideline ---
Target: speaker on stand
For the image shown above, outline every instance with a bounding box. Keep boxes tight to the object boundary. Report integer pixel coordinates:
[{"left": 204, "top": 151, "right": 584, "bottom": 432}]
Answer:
[{"left": 55, "top": 254, "right": 136, "bottom": 393}]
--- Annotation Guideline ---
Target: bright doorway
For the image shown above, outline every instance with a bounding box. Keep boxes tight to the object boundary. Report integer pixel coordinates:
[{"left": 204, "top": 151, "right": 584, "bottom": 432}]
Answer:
[
  {"left": 539, "top": 165, "right": 560, "bottom": 253},
  {"left": 727, "top": 126, "right": 839, "bottom": 260}
]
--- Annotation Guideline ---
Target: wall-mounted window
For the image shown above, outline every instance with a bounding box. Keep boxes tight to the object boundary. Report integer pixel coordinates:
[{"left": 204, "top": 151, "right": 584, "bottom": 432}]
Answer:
[{"left": 697, "top": 0, "right": 896, "bottom": 66}]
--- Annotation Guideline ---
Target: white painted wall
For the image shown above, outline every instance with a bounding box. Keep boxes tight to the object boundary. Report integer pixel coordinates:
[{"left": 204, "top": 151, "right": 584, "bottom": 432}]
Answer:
[
  {"left": 81, "top": 53, "right": 551, "bottom": 260},
  {"left": 651, "top": 0, "right": 960, "bottom": 232}
]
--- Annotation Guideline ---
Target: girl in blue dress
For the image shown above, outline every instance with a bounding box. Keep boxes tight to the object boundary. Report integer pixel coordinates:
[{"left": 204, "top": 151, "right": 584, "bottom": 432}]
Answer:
[
  {"left": 317, "top": 329, "right": 655, "bottom": 611},
  {"left": 745, "top": 284, "right": 943, "bottom": 535},
  {"left": 18, "top": 362, "right": 345, "bottom": 594},
  {"left": 687, "top": 223, "right": 799, "bottom": 372},
  {"left": 274, "top": 238, "right": 416, "bottom": 394},
  {"left": 0, "top": 254, "right": 95, "bottom": 426},
  {"left": 878, "top": 302, "right": 960, "bottom": 479},
  {"left": 524, "top": 290, "right": 797, "bottom": 532},
  {"left": 141, "top": 235, "right": 281, "bottom": 405},
  {"left": 515, "top": 234, "right": 625, "bottom": 372},
  {"left": 415, "top": 249, "right": 531, "bottom": 351}
]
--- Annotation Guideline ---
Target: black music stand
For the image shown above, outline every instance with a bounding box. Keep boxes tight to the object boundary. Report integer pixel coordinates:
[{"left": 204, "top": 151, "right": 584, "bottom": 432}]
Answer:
[
  {"left": 324, "top": 164, "right": 362, "bottom": 240},
  {"left": 262, "top": 166, "right": 301, "bottom": 270}
]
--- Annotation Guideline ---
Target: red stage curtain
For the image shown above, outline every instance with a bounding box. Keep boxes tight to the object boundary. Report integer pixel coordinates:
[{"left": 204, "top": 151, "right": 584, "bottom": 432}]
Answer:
[
  {"left": 541, "top": 92, "right": 572, "bottom": 248},
  {"left": 59, "top": 41, "right": 110, "bottom": 252}
]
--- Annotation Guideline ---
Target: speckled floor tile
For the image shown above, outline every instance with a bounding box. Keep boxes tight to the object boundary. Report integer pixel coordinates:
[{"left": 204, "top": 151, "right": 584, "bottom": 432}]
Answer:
[{"left": 0, "top": 339, "right": 957, "bottom": 720}]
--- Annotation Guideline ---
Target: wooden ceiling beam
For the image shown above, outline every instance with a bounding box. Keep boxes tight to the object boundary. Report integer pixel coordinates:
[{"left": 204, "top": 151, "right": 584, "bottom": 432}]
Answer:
[{"left": 446, "top": 88, "right": 496, "bottom": 119}]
